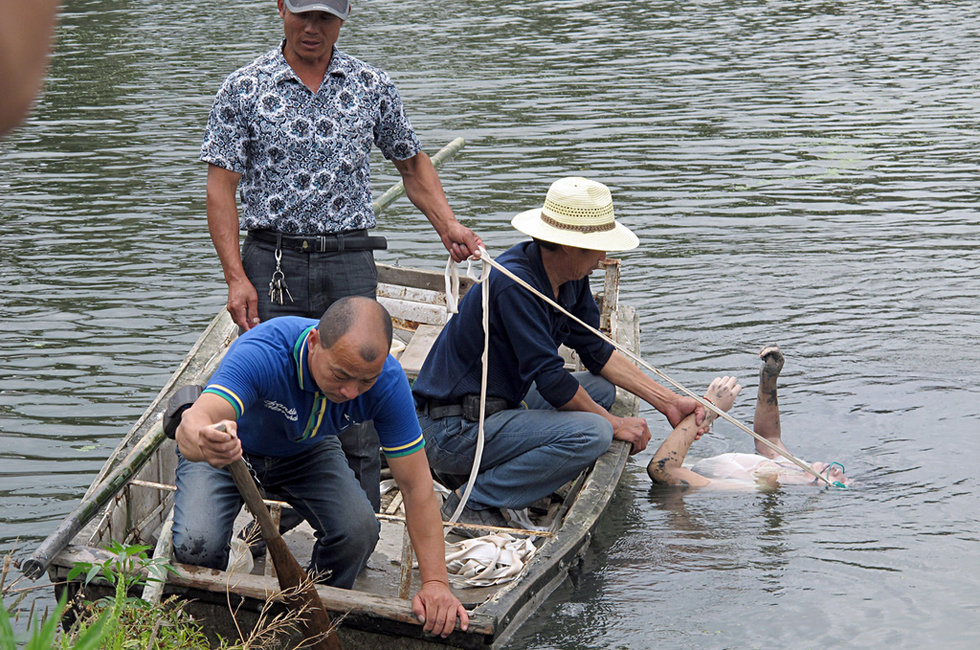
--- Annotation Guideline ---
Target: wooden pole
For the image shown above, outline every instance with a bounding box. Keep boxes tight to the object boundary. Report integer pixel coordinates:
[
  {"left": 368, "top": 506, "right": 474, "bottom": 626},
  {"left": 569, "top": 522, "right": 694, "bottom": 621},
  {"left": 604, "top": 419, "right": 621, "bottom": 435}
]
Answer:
[
  {"left": 221, "top": 424, "right": 342, "bottom": 650},
  {"left": 371, "top": 137, "right": 465, "bottom": 214}
]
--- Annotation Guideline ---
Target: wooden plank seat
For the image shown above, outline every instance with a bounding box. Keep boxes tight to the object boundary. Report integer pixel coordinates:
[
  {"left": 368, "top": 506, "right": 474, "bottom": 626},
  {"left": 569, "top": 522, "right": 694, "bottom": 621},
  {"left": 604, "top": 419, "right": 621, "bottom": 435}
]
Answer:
[{"left": 397, "top": 323, "right": 443, "bottom": 380}]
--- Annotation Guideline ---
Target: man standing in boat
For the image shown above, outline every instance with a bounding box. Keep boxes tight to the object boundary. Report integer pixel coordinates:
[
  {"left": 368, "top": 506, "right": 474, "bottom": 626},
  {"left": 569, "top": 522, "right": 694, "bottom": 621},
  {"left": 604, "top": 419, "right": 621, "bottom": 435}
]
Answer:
[
  {"left": 200, "top": 0, "right": 482, "bottom": 510},
  {"left": 173, "top": 296, "right": 469, "bottom": 637},
  {"left": 412, "top": 177, "right": 706, "bottom": 531}
]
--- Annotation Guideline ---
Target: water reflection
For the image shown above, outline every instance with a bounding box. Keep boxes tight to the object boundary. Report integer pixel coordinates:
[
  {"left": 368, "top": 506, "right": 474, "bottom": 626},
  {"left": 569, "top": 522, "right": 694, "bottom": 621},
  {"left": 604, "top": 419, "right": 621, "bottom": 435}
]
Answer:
[{"left": 2, "top": 0, "right": 979, "bottom": 646}]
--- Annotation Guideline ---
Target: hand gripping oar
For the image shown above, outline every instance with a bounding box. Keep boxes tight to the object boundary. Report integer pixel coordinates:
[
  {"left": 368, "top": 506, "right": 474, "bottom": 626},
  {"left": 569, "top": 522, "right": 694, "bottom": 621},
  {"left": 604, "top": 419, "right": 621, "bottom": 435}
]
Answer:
[
  {"left": 168, "top": 391, "right": 340, "bottom": 648},
  {"left": 216, "top": 424, "right": 343, "bottom": 650}
]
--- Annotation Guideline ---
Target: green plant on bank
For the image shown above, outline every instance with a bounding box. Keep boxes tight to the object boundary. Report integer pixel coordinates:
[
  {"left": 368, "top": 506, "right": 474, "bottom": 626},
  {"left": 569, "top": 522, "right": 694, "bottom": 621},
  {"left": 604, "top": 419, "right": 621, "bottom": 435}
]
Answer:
[
  {"left": 64, "top": 541, "right": 219, "bottom": 649},
  {"left": 1, "top": 592, "right": 109, "bottom": 650},
  {"left": 3, "top": 541, "right": 336, "bottom": 649}
]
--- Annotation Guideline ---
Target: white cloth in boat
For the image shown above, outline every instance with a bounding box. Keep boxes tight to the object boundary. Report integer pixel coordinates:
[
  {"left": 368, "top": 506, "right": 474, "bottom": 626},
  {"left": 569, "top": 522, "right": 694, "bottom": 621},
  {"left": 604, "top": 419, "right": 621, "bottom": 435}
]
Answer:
[{"left": 444, "top": 534, "right": 537, "bottom": 588}]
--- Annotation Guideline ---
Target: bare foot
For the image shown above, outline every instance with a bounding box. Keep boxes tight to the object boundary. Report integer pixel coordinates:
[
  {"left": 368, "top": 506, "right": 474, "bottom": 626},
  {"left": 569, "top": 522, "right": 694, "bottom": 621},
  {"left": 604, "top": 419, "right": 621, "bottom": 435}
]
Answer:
[{"left": 759, "top": 345, "right": 784, "bottom": 378}]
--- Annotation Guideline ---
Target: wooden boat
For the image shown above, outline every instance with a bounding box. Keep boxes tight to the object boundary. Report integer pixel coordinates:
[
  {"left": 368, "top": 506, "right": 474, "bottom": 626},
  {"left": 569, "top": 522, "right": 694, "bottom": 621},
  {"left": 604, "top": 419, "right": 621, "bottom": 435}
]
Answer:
[{"left": 26, "top": 257, "right": 639, "bottom": 649}]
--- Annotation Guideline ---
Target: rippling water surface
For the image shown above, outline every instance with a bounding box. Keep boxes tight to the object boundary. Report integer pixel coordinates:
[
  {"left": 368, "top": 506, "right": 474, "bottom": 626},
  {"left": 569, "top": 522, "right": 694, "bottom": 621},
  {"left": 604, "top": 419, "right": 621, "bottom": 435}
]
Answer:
[{"left": 1, "top": 1, "right": 977, "bottom": 647}]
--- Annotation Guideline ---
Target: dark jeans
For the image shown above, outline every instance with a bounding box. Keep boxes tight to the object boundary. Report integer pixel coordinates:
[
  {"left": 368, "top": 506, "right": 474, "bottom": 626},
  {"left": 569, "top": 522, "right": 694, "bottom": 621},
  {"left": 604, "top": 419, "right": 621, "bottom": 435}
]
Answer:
[
  {"left": 172, "top": 437, "right": 379, "bottom": 588},
  {"left": 241, "top": 233, "right": 382, "bottom": 511},
  {"left": 419, "top": 373, "right": 617, "bottom": 510}
]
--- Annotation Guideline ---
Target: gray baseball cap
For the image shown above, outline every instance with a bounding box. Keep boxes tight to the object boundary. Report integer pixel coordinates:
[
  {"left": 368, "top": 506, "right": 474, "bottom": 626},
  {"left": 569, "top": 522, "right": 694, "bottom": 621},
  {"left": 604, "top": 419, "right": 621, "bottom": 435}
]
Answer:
[{"left": 283, "top": 0, "right": 350, "bottom": 20}]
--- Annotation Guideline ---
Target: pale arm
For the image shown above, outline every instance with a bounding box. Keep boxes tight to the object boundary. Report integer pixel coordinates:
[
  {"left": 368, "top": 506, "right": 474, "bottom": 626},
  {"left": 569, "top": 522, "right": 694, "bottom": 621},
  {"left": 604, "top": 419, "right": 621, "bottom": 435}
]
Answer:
[
  {"left": 206, "top": 164, "right": 260, "bottom": 331},
  {"left": 647, "top": 376, "right": 741, "bottom": 487},
  {"left": 392, "top": 151, "right": 483, "bottom": 262},
  {"left": 388, "top": 450, "right": 469, "bottom": 637},
  {"left": 174, "top": 392, "right": 241, "bottom": 468}
]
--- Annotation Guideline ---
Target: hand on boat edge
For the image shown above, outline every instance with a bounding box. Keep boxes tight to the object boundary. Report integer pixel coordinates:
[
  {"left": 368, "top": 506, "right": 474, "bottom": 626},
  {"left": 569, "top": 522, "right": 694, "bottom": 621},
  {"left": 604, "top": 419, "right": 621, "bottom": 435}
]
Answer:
[
  {"left": 413, "top": 579, "right": 469, "bottom": 637},
  {"left": 611, "top": 415, "right": 652, "bottom": 454}
]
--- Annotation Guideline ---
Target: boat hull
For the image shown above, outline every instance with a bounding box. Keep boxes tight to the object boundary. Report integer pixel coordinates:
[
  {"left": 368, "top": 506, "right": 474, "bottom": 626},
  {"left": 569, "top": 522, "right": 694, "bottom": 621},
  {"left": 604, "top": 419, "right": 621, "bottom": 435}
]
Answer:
[{"left": 39, "top": 262, "right": 640, "bottom": 648}]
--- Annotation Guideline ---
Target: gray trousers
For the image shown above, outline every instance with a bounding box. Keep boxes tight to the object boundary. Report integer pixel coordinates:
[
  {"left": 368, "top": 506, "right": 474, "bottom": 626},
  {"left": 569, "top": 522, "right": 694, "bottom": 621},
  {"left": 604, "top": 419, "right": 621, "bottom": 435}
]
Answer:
[{"left": 241, "top": 232, "right": 382, "bottom": 511}]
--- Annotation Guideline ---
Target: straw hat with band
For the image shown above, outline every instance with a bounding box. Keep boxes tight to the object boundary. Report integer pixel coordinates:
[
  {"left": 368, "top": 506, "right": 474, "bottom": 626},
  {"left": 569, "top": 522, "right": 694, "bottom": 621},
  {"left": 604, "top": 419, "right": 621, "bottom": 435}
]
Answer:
[
  {"left": 511, "top": 177, "right": 639, "bottom": 252},
  {"left": 283, "top": 0, "right": 351, "bottom": 20}
]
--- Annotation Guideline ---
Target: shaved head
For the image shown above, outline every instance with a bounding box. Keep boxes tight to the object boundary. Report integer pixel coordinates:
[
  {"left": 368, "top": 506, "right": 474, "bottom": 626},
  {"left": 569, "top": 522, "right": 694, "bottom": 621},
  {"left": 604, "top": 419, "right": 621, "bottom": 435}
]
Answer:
[{"left": 318, "top": 296, "right": 393, "bottom": 361}]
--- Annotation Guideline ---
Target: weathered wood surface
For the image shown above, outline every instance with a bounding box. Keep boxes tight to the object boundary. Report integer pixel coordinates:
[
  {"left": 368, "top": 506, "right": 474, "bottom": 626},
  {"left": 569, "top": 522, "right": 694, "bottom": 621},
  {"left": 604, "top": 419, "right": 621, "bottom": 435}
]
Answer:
[
  {"left": 52, "top": 545, "right": 496, "bottom": 636},
  {"left": 397, "top": 323, "right": 443, "bottom": 379},
  {"left": 40, "top": 260, "right": 639, "bottom": 649}
]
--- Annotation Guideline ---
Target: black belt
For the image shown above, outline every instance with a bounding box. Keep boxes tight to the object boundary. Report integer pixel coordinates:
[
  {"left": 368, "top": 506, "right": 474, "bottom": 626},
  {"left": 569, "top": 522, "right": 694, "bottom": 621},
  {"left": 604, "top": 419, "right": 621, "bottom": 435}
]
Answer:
[
  {"left": 248, "top": 229, "right": 388, "bottom": 253},
  {"left": 419, "top": 395, "right": 514, "bottom": 421}
]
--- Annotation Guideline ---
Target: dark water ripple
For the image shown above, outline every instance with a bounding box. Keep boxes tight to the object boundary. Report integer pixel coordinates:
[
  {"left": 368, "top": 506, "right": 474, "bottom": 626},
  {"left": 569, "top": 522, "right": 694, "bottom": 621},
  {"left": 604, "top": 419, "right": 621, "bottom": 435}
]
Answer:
[{"left": 1, "top": 0, "right": 978, "bottom": 646}]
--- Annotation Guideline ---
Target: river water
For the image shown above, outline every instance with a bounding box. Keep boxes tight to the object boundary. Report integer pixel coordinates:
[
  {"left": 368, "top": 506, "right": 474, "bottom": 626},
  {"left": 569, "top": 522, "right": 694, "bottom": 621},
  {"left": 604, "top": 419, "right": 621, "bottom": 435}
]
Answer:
[{"left": 1, "top": 0, "right": 978, "bottom": 647}]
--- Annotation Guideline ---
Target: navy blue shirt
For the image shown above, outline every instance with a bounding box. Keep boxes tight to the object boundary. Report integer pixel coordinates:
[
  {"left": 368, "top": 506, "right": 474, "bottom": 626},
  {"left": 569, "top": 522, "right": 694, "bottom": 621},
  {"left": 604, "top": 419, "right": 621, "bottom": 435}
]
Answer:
[
  {"left": 412, "top": 241, "right": 614, "bottom": 409},
  {"left": 205, "top": 317, "right": 423, "bottom": 458}
]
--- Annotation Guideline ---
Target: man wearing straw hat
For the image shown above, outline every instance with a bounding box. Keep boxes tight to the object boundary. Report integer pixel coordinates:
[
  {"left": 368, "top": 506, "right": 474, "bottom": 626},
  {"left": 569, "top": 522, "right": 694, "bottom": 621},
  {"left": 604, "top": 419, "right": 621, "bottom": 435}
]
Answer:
[
  {"left": 413, "top": 177, "right": 706, "bottom": 531},
  {"left": 201, "top": 0, "right": 482, "bottom": 510}
]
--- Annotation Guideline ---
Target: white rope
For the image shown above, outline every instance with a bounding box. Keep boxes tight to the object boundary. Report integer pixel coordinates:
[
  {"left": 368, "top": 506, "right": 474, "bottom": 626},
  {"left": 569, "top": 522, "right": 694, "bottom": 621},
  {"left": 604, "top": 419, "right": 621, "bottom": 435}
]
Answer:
[
  {"left": 443, "top": 254, "right": 493, "bottom": 528},
  {"left": 471, "top": 247, "right": 833, "bottom": 487},
  {"left": 443, "top": 257, "right": 460, "bottom": 314}
]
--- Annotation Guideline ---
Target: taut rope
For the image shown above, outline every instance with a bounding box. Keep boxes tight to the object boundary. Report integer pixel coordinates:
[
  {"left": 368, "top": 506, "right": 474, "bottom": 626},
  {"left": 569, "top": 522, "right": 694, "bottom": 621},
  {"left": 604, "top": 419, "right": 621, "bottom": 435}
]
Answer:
[{"left": 459, "top": 247, "right": 837, "bottom": 488}]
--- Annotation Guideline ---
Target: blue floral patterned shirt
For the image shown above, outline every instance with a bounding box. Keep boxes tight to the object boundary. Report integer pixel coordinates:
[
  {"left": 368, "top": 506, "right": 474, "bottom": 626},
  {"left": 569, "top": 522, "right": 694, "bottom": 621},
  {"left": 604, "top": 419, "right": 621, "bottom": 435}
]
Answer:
[{"left": 200, "top": 43, "right": 422, "bottom": 234}]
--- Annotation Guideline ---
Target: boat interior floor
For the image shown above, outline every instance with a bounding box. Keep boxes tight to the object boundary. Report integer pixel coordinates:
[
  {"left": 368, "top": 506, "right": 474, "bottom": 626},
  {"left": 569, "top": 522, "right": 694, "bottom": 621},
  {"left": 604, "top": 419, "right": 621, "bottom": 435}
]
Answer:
[{"left": 226, "top": 479, "right": 569, "bottom": 608}]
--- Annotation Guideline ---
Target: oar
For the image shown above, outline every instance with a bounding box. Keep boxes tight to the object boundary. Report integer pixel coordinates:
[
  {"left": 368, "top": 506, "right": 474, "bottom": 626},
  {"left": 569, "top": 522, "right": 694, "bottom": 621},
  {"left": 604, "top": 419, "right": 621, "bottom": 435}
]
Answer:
[{"left": 216, "top": 425, "right": 343, "bottom": 650}]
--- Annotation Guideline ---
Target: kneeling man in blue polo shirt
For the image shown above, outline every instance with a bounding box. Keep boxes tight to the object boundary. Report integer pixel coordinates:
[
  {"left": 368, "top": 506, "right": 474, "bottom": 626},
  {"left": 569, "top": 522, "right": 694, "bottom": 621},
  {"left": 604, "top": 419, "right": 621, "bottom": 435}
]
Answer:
[
  {"left": 413, "top": 177, "right": 707, "bottom": 533},
  {"left": 173, "top": 296, "right": 467, "bottom": 636}
]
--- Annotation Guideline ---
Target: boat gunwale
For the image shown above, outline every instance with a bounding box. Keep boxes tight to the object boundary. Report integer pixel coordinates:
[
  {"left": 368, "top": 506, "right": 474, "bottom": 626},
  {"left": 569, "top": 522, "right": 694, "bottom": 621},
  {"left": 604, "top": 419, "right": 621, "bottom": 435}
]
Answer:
[{"left": 40, "top": 262, "right": 641, "bottom": 648}]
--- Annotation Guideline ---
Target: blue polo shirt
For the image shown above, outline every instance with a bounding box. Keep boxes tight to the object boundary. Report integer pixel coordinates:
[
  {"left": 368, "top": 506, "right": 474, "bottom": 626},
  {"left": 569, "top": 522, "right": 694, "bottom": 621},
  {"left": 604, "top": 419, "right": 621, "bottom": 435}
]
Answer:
[
  {"left": 204, "top": 317, "right": 424, "bottom": 458},
  {"left": 412, "top": 241, "right": 614, "bottom": 409}
]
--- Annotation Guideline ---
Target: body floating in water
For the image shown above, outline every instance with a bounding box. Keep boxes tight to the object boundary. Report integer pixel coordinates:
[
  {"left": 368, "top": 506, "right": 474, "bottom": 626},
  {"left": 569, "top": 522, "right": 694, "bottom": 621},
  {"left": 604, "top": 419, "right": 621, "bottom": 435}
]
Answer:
[{"left": 647, "top": 346, "right": 849, "bottom": 490}]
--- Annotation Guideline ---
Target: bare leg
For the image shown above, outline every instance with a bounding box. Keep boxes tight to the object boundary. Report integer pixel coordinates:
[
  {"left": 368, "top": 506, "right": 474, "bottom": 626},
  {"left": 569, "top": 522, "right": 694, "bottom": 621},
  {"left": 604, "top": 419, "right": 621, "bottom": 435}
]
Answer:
[{"left": 753, "top": 345, "right": 790, "bottom": 459}]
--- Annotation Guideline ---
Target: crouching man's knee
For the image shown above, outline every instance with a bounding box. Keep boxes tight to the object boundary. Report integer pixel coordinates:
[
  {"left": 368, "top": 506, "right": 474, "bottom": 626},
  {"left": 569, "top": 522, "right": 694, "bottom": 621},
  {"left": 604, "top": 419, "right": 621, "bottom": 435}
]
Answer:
[
  {"left": 588, "top": 415, "right": 615, "bottom": 456},
  {"left": 172, "top": 525, "right": 231, "bottom": 570}
]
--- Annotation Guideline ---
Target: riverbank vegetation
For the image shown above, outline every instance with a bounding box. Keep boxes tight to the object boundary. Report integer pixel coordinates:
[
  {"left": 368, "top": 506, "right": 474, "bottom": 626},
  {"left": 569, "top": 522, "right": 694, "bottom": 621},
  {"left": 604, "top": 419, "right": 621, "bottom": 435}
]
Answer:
[{"left": 1, "top": 544, "right": 326, "bottom": 649}]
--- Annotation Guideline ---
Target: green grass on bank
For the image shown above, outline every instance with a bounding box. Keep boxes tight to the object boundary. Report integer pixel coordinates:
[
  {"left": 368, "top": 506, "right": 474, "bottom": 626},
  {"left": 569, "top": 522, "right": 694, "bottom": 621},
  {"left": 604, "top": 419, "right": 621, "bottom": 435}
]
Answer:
[{"left": 2, "top": 543, "right": 332, "bottom": 649}]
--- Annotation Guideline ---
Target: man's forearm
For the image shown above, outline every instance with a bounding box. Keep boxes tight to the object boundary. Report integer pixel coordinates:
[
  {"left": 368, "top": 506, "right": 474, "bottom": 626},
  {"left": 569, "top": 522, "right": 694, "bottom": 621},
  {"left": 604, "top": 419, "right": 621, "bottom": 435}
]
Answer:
[
  {"left": 600, "top": 351, "right": 677, "bottom": 413},
  {"left": 402, "top": 488, "right": 451, "bottom": 586},
  {"left": 390, "top": 453, "right": 452, "bottom": 585},
  {"left": 395, "top": 152, "right": 456, "bottom": 235},
  {"left": 558, "top": 384, "right": 611, "bottom": 419}
]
